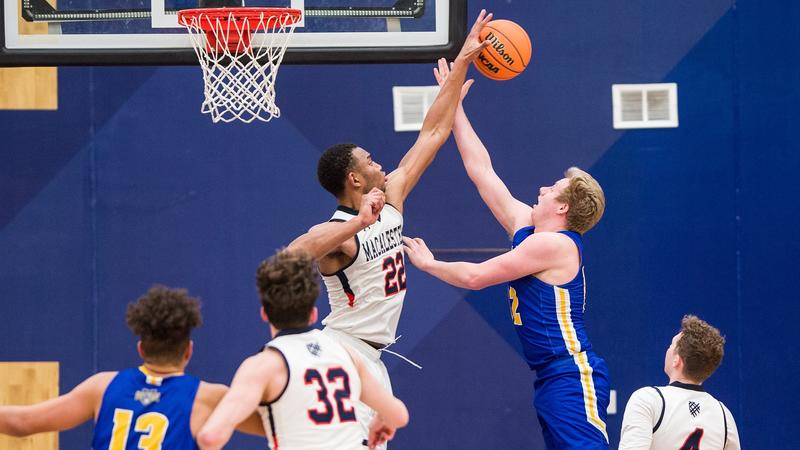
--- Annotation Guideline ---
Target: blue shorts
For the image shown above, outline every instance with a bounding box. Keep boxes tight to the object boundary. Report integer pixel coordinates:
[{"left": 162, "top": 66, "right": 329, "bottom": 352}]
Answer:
[{"left": 533, "top": 351, "right": 610, "bottom": 450}]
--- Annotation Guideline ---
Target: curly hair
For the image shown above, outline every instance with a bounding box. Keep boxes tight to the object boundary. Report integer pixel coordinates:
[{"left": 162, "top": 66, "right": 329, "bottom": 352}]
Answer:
[
  {"left": 317, "top": 143, "right": 358, "bottom": 198},
  {"left": 676, "top": 315, "right": 726, "bottom": 382},
  {"left": 126, "top": 285, "right": 202, "bottom": 364},
  {"left": 256, "top": 249, "right": 320, "bottom": 329},
  {"left": 557, "top": 167, "right": 606, "bottom": 234}
]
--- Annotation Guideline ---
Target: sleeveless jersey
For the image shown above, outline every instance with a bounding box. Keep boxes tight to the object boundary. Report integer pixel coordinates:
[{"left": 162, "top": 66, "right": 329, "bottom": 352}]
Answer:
[
  {"left": 92, "top": 367, "right": 200, "bottom": 450},
  {"left": 508, "top": 226, "right": 593, "bottom": 370},
  {"left": 260, "top": 327, "right": 363, "bottom": 450},
  {"left": 321, "top": 203, "right": 406, "bottom": 345},
  {"left": 619, "top": 382, "right": 740, "bottom": 450}
]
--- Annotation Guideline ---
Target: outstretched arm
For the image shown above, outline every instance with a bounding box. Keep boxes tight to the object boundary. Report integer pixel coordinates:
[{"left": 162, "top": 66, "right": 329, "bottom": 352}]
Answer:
[
  {"left": 288, "top": 188, "right": 384, "bottom": 259},
  {"left": 384, "top": 10, "right": 493, "bottom": 211},
  {"left": 0, "top": 372, "right": 112, "bottom": 437},
  {"left": 433, "top": 62, "right": 532, "bottom": 236},
  {"left": 197, "top": 352, "right": 282, "bottom": 450},
  {"left": 344, "top": 348, "right": 408, "bottom": 450},
  {"left": 402, "top": 235, "right": 562, "bottom": 290}
]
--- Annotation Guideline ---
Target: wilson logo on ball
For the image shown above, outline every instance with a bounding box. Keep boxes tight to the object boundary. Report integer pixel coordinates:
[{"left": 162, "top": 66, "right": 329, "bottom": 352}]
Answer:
[{"left": 474, "top": 19, "right": 532, "bottom": 81}]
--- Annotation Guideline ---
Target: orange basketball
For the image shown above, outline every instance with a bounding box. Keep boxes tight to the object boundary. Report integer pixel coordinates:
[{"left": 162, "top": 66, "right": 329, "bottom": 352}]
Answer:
[{"left": 473, "top": 20, "right": 532, "bottom": 81}]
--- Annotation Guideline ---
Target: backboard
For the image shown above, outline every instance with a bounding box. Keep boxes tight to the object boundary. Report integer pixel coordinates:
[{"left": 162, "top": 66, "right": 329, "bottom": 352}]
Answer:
[{"left": 0, "top": 0, "right": 465, "bottom": 65}]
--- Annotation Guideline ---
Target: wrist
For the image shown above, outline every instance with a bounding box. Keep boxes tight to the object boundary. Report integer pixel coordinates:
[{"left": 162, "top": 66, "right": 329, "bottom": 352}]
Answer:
[{"left": 354, "top": 215, "right": 370, "bottom": 229}]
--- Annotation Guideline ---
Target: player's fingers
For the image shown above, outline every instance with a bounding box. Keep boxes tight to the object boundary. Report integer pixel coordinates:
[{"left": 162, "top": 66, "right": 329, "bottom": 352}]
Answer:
[
  {"left": 462, "top": 79, "right": 474, "bottom": 97},
  {"left": 438, "top": 58, "right": 448, "bottom": 76},
  {"left": 471, "top": 9, "right": 486, "bottom": 32}
]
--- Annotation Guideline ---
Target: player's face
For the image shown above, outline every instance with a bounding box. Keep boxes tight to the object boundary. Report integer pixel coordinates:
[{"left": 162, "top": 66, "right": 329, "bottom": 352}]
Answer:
[
  {"left": 530, "top": 177, "right": 570, "bottom": 225},
  {"left": 351, "top": 147, "right": 387, "bottom": 192},
  {"left": 664, "top": 332, "right": 681, "bottom": 375}
]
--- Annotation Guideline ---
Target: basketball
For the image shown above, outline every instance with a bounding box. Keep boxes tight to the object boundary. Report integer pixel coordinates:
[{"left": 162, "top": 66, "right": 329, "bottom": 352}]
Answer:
[{"left": 473, "top": 20, "right": 532, "bottom": 81}]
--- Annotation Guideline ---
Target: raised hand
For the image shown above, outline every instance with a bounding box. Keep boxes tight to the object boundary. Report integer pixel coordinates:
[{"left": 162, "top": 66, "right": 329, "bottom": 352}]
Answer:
[
  {"left": 402, "top": 236, "right": 435, "bottom": 272},
  {"left": 455, "top": 9, "right": 493, "bottom": 63},
  {"left": 358, "top": 187, "right": 386, "bottom": 227},
  {"left": 433, "top": 58, "right": 474, "bottom": 100}
]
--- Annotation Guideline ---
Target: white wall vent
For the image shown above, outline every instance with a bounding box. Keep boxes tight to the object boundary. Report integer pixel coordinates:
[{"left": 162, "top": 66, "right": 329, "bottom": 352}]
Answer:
[
  {"left": 612, "top": 83, "right": 678, "bottom": 129},
  {"left": 392, "top": 85, "right": 440, "bottom": 132}
]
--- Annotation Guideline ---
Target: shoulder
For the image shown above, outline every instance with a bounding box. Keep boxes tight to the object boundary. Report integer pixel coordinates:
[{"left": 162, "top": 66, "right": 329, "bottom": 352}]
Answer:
[
  {"left": 242, "top": 348, "right": 288, "bottom": 374},
  {"left": 82, "top": 371, "right": 118, "bottom": 392},
  {"left": 515, "top": 231, "right": 573, "bottom": 255},
  {"left": 626, "top": 386, "right": 663, "bottom": 408}
]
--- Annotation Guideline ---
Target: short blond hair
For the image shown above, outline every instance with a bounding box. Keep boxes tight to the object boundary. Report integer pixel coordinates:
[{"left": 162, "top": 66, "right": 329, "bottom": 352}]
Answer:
[{"left": 557, "top": 167, "right": 605, "bottom": 234}]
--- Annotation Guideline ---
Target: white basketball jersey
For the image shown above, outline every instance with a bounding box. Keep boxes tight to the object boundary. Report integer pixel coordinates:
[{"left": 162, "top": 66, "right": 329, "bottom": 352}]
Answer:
[
  {"left": 619, "top": 383, "right": 740, "bottom": 450},
  {"left": 259, "top": 328, "right": 364, "bottom": 450},
  {"left": 321, "top": 204, "right": 406, "bottom": 345}
]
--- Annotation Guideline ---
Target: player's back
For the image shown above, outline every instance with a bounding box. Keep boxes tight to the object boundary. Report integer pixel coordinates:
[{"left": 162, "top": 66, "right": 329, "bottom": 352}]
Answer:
[
  {"left": 260, "top": 327, "right": 363, "bottom": 450},
  {"left": 651, "top": 384, "right": 735, "bottom": 450},
  {"left": 92, "top": 367, "right": 200, "bottom": 450}
]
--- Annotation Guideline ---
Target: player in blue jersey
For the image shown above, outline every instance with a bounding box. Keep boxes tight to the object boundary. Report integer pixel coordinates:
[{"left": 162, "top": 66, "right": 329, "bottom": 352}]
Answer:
[
  {"left": 0, "top": 285, "right": 264, "bottom": 448},
  {"left": 402, "top": 63, "right": 609, "bottom": 450}
]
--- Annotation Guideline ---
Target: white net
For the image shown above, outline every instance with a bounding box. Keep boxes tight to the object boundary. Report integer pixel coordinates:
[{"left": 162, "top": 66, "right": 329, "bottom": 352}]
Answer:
[{"left": 179, "top": 9, "right": 300, "bottom": 124}]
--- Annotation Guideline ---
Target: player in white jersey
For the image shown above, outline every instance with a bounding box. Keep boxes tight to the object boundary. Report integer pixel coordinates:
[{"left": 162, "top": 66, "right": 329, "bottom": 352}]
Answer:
[
  {"left": 197, "top": 249, "right": 408, "bottom": 450},
  {"left": 619, "top": 315, "right": 740, "bottom": 450},
  {"left": 289, "top": 12, "right": 494, "bottom": 446}
]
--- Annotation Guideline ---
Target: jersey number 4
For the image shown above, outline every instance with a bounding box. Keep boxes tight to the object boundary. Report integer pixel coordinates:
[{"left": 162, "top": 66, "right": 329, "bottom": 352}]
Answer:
[
  {"left": 680, "top": 428, "right": 704, "bottom": 450},
  {"left": 382, "top": 252, "right": 407, "bottom": 296},
  {"left": 109, "top": 408, "right": 169, "bottom": 450},
  {"left": 305, "top": 368, "right": 357, "bottom": 425}
]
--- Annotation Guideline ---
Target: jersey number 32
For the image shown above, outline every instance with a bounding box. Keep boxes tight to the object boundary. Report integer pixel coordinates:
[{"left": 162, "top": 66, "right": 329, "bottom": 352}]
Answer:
[{"left": 305, "top": 368, "right": 357, "bottom": 425}]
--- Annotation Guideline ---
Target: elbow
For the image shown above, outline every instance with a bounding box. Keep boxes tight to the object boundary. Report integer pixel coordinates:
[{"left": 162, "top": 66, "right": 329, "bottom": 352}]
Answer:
[
  {"left": 4, "top": 418, "right": 32, "bottom": 437},
  {"left": 463, "top": 273, "right": 490, "bottom": 290},
  {"left": 197, "top": 429, "right": 223, "bottom": 450},
  {"left": 397, "top": 403, "right": 409, "bottom": 429},
  {"left": 390, "top": 400, "right": 409, "bottom": 429}
]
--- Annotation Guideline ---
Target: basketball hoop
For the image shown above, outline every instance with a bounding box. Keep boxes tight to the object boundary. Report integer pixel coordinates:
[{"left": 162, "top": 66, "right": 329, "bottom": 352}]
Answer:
[{"left": 177, "top": 7, "right": 302, "bottom": 123}]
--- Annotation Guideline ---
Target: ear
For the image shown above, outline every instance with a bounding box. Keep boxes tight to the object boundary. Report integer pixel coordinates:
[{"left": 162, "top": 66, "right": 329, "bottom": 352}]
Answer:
[
  {"left": 137, "top": 341, "right": 145, "bottom": 360},
  {"left": 557, "top": 202, "right": 570, "bottom": 216},
  {"left": 184, "top": 340, "right": 194, "bottom": 363},
  {"left": 260, "top": 307, "right": 269, "bottom": 324},
  {"left": 673, "top": 353, "right": 683, "bottom": 371},
  {"left": 308, "top": 306, "right": 319, "bottom": 326},
  {"left": 347, "top": 171, "right": 363, "bottom": 190}
]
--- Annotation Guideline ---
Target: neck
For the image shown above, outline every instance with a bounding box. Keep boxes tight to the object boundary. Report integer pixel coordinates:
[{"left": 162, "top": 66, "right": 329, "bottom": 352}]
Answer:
[
  {"left": 532, "top": 218, "right": 567, "bottom": 233},
  {"left": 668, "top": 374, "right": 701, "bottom": 385},
  {"left": 339, "top": 191, "right": 363, "bottom": 210},
  {"left": 142, "top": 361, "right": 184, "bottom": 375}
]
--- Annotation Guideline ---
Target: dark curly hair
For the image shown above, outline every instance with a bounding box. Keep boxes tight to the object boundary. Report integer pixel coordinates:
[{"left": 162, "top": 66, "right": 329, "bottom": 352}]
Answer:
[
  {"left": 256, "top": 249, "right": 319, "bottom": 329},
  {"left": 317, "top": 143, "right": 358, "bottom": 198},
  {"left": 126, "top": 285, "right": 202, "bottom": 364},
  {"left": 676, "top": 315, "right": 725, "bottom": 382}
]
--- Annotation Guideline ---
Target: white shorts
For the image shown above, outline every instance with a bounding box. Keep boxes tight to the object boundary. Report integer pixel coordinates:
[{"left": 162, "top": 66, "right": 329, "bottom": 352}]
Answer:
[{"left": 322, "top": 326, "right": 392, "bottom": 450}]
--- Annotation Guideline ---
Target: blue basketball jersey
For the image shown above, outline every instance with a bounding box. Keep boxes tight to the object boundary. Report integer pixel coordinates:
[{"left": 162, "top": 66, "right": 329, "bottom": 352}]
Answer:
[
  {"left": 508, "top": 226, "right": 593, "bottom": 370},
  {"left": 92, "top": 366, "right": 200, "bottom": 450},
  {"left": 509, "top": 227, "right": 610, "bottom": 448}
]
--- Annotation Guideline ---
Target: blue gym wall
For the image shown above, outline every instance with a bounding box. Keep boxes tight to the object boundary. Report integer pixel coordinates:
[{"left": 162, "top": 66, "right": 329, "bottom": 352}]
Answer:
[{"left": 2, "top": 1, "right": 798, "bottom": 448}]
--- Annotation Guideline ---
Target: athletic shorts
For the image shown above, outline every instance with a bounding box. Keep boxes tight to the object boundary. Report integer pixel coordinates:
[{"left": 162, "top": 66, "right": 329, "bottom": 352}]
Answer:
[
  {"left": 533, "top": 351, "right": 610, "bottom": 450},
  {"left": 322, "top": 327, "right": 392, "bottom": 450}
]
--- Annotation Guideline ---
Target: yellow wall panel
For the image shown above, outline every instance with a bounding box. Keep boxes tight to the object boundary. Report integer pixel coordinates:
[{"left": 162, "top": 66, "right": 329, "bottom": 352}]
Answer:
[
  {"left": 0, "top": 362, "right": 60, "bottom": 450},
  {"left": 0, "top": 0, "right": 59, "bottom": 110}
]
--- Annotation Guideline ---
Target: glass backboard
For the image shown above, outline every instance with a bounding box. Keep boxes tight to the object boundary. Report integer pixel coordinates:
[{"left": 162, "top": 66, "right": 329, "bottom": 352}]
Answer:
[{"left": 0, "top": 0, "right": 465, "bottom": 65}]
